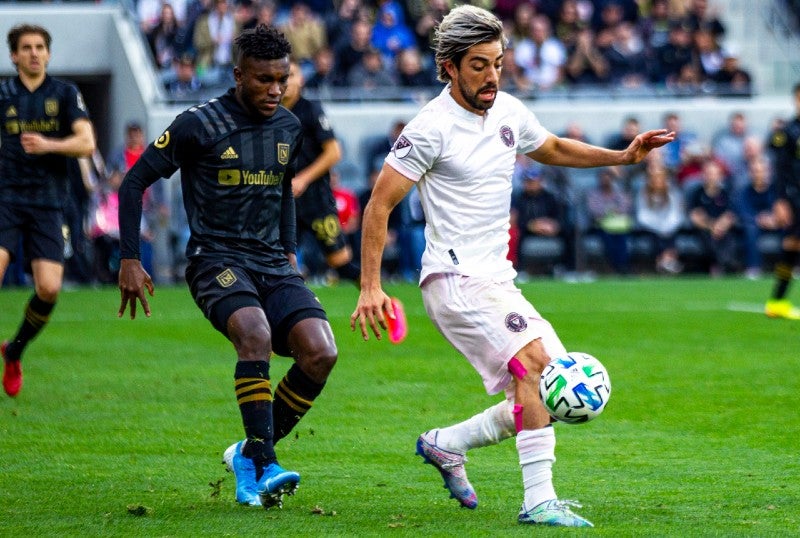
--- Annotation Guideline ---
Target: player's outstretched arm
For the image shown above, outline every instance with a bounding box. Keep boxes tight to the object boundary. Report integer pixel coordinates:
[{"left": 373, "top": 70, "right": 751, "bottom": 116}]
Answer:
[
  {"left": 350, "top": 163, "right": 414, "bottom": 340},
  {"left": 118, "top": 258, "right": 154, "bottom": 319},
  {"left": 529, "top": 129, "right": 675, "bottom": 168}
]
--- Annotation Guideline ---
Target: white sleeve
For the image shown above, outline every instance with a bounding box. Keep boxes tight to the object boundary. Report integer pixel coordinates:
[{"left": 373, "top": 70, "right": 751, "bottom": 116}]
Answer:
[
  {"left": 515, "top": 100, "right": 551, "bottom": 155},
  {"left": 384, "top": 111, "right": 442, "bottom": 183}
]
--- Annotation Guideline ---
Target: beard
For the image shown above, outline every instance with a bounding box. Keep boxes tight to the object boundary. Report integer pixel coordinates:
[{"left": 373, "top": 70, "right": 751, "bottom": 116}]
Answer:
[{"left": 455, "top": 73, "right": 497, "bottom": 113}]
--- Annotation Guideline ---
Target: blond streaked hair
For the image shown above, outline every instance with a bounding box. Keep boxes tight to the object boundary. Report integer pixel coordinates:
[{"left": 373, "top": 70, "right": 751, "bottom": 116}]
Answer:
[{"left": 433, "top": 5, "right": 507, "bottom": 83}]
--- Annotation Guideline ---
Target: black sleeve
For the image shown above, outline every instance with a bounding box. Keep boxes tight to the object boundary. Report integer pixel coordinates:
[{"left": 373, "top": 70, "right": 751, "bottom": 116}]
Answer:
[{"left": 118, "top": 159, "right": 164, "bottom": 259}]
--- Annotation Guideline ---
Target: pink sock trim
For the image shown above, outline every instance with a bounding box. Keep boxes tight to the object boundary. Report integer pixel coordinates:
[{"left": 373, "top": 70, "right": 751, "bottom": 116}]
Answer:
[
  {"left": 513, "top": 404, "right": 524, "bottom": 433},
  {"left": 508, "top": 357, "right": 527, "bottom": 379}
]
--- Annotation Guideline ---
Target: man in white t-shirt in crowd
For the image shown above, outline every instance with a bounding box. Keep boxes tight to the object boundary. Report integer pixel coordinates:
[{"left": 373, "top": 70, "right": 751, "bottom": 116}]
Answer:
[{"left": 350, "top": 5, "right": 673, "bottom": 529}]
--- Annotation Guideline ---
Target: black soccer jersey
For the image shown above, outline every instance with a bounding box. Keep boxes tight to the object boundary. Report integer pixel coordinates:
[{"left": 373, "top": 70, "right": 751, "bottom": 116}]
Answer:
[
  {"left": 291, "top": 96, "right": 336, "bottom": 199},
  {"left": 0, "top": 75, "right": 90, "bottom": 209},
  {"left": 118, "top": 89, "right": 303, "bottom": 275},
  {"left": 770, "top": 116, "right": 800, "bottom": 203}
]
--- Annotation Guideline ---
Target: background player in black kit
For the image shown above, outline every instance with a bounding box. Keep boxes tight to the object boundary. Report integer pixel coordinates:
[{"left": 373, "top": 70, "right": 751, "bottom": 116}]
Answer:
[
  {"left": 281, "top": 59, "right": 407, "bottom": 342},
  {"left": 117, "top": 25, "right": 338, "bottom": 510},
  {"left": 281, "top": 60, "right": 359, "bottom": 282},
  {"left": 765, "top": 82, "right": 800, "bottom": 320},
  {"left": 0, "top": 24, "right": 96, "bottom": 397}
]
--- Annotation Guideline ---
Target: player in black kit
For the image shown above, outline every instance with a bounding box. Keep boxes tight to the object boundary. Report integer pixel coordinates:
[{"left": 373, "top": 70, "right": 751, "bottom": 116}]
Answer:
[
  {"left": 765, "top": 82, "right": 800, "bottom": 320},
  {"left": 117, "top": 25, "right": 337, "bottom": 510},
  {"left": 1, "top": 24, "right": 96, "bottom": 397}
]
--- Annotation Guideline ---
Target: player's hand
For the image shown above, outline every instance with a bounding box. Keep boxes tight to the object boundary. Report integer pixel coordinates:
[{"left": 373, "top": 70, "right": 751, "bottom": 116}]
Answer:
[
  {"left": 118, "top": 258, "right": 155, "bottom": 319},
  {"left": 20, "top": 132, "right": 51, "bottom": 155},
  {"left": 625, "top": 129, "right": 676, "bottom": 163},
  {"left": 291, "top": 174, "right": 312, "bottom": 197},
  {"left": 350, "top": 287, "right": 393, "bottom": 341}
]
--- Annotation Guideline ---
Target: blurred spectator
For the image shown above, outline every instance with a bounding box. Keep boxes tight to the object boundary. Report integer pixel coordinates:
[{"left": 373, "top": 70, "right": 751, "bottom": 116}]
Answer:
[
  {"left": 652, "top": 19, "right": 694, "bottom": 85},
  {"left": 515, "top": 14, "right": 567, "bottom": 90},
  {"left": 165, "top": 52, "right": 204, "bottom": 99},
  {"left": 325, "top": 0, "right": 367, "bottom": 52},
  {"left": 676, "top": 141, "right": 711, "bottom": 192},
  {"left": 592, "top": 0, "right": 640, "bottom": 29},
  {"left": 346, "top": 47, "right": 396, "bottom": 94},
  {"left": 371, "top": 0, "right": 417, "bottom": 65},
  {"left": 500, "top": 44, "right": 533, "bottom": 93},
  {"left": 507, "top": 2, "right": 538, "bottom": 48},
  {"left": 687, "top": 159, "right": 738, "bottom": 275},
  {"left": 661, "top": 111, "right": 698, "bottom": 174},
  {"left": 63, "top": 157, "right": 97, "bottom": 285},
  {"left": 712, "top": 111, "right": 749, "bottom": 186},
  {"left": 565, "top": 27, "right": 610, "bottom": 85},
  {"left": 234, "top": 0, "right": 259, "bottom": 31},
  {"left": 254, "top": 0, "right": 278, "bottom": 28},
  {"left": 104, "top": 122, "right": 167, "bottom": 282},
  {"left": 304, "top": 46, "right": 339, "bottom": 93},
  {"left": 638, "top": 0, "right": 672, "bottom": 50},
  {"left": 553, "top": 0, "right": 586, "bottom": 51},
  {"left": 147, "top": 3, "right": 184, "bottom": 76},
  {"left": 193, "top": 0, "right": 240, "bottom": 86},
  {"left": 635, "top": 163, "right": 685, "bottom": 273},
  {"left": 331, "top": 166, "right": 362, "bottom": 263},
  {"left": 513, "top": 162, "right": 571, "bottom": 275},
  {"left": 137, "top": 0, "right": 166, "bottom": 34},
  {"left": 692, "top": 24, "right": 725, "bottom": 80},
  {"left": 712, "top": 47, "right": 752, "bottom": 96},
  {"left": 413, "top": 0, "right": 450, "bottom": 54},
  {"left": 334, "top": 18, "right": 373, "bottom": 87},
  {"left": 735, "top": 157, "right": 779, "bottom": 279},
  {"left": 280, "top": 2, "right": 328, "bottom": 77},
  {"left": 395, "top": 46, "right": 436, "bottom": 88},
  {"left": 363, "top": 119, "right": 406, "bottom": 179},
  {"left": 682, "top": 0, "right": 725, "bottom": 38},
  {"left": 586, "top": 167, "right": 633, "bottom": 274},
  {"left": 602, "top": 21, "right": 648, "bottom": 87}
]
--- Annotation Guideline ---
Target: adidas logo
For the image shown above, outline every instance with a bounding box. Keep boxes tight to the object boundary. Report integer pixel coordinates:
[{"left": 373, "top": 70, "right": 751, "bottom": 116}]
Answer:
[{"left": 220, "top": 146, "right": 239, "bottom": 159}]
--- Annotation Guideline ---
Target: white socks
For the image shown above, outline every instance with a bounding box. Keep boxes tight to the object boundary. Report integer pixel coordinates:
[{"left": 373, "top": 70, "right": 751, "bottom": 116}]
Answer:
[
  {"left": 432, "top": 399, "right": 516, "bottom": 454},
  {"left": 517, "top": 426, "right": 557, "bottom": 509}
]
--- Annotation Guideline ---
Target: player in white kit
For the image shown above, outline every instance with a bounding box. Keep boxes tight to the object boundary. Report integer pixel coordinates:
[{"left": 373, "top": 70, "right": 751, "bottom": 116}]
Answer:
[{"left": 350, "top": 5, "right": 674, "bottom": 527}]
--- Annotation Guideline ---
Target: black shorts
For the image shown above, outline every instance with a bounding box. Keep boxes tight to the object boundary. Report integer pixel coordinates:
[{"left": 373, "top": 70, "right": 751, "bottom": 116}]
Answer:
[
  {"left": 0, "top": 203, "right": 64, "bottom": 264},
  {"left": 296, "top": 184, "right": 347, "bottom": 255},
  {"left": 785, "top": 191, "right": 800, "bottom": 237},
  {"left": 185, "top": 260, "right": 328, "bottom": 357}
]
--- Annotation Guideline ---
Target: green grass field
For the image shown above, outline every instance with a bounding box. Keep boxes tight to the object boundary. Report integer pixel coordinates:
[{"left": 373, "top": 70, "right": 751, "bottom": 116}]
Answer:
[{"left": 1, "top": 277, "right": 798, "bottom": 537}]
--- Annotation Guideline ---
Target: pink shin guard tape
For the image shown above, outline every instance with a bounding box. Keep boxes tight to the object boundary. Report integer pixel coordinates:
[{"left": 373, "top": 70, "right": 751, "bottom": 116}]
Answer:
[
  {"left": 509, "top": 358, "right": 528, "bottom": 433},
  {"left": 513, "top": 404, "right": 524, "bottom": 433},
  {"left": 508, "top": 357, "right": 528, "bottom": 379}
]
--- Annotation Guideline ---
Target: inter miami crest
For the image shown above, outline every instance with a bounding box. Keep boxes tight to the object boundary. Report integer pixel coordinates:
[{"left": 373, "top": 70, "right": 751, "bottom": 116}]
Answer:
[
  {"left": 499, "top": 125, "right": 515, "bottom": 147},
  {"left": 505, "top": 312, "right": 527, "bottom": 333}
]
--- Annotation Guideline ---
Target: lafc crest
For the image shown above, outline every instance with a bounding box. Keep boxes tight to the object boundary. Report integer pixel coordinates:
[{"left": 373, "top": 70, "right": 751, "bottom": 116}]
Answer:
[
  {"left": 45, "top": 99, "right": 58, "bottom": 116},
  {"left": 277, "top": 143, "right": 289, "bottom": 165}
]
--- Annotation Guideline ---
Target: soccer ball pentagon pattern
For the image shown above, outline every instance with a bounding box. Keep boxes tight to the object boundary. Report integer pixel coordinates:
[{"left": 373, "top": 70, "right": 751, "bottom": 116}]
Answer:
[{"left": 539, "top": 352, "right": 611, "bottom": 424}]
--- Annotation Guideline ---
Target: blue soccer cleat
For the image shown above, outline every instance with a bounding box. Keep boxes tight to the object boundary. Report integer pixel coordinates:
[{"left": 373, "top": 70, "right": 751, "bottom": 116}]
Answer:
[
  {"left": 257, "top": 462, "right": 300, "bottom": 509},
  {"left": 222, "top": 441, "right": 261, "bottom": 506},
  {"left": 518, "top": 499, "right": 594, "bottom": 527},
  {"left": 416, "top": 430, "right": 478, "bottom": 509}
]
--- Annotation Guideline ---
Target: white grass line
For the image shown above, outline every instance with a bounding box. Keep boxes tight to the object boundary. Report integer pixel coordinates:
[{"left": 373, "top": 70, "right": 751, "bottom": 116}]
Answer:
[{"left": 726, "top": 302, "right": 766, "bottom": 314}]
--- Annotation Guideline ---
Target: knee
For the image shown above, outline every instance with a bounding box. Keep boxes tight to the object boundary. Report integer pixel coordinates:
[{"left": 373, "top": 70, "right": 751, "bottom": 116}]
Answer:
[
  {"left": 232, "top": 329, "right": 271, "bottom": 360},
  {"left": 34, "top": 283, "right": 61, "bottom": 303},
  {"left": 304, "top": 342, "right": 338, "bottom": 375}
]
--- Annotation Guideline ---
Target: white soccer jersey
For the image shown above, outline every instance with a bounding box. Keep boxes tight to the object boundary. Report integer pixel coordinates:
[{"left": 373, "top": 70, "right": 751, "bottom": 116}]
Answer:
[{"left": 385, "top": 85, "right": 551, "bottom": 282}]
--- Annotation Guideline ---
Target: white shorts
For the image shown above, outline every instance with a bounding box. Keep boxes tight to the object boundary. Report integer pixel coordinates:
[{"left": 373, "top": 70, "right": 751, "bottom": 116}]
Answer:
[{"left": 421, "top": 273, "right": 567, "bottom": 395}]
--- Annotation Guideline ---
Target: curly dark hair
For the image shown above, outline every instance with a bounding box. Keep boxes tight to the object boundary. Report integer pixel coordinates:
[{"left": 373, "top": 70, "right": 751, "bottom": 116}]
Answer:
[
  {"left": 7, "top": 24, "right": 51, "bottom": 53},
  {"left": 234, "top": 24, "right": 291, "bottom": 65}
]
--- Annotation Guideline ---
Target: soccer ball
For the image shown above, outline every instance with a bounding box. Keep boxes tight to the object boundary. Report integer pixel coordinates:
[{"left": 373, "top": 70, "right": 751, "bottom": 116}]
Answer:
[{"left": 539, "top": 352, "right": 611, "bottom": 424}]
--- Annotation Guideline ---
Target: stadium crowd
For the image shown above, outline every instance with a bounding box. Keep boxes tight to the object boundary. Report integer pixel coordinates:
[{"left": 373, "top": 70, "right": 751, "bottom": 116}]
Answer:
[
  {"left": 0, "top": 0, "right": 774, "bottom": 288},
  {"left": 138, "top": 0, "right": 753, "bottom": 101}
]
